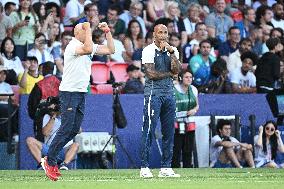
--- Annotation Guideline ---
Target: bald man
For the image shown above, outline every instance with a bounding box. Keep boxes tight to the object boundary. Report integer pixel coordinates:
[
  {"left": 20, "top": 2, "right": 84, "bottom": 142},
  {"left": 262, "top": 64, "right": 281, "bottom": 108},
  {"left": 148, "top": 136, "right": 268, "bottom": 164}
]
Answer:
[
  {"left": 140, "top": 24, "right": 182, "bottom": 178},
  {"left": 41, "top": 22, "right": 115, "bottom": 181}
]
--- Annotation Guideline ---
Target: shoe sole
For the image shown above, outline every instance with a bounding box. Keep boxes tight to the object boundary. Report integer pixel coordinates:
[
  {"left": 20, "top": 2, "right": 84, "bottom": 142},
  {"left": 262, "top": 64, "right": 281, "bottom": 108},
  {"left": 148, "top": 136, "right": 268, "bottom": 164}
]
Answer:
[{"left": 41, "top": 158, "right": 59, "bottom": 181}]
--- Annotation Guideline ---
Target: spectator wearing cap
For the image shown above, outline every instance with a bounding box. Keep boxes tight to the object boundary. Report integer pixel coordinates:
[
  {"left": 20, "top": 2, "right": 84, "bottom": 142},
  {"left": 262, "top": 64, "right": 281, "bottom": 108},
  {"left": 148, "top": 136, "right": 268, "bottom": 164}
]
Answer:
[
  {"left": 123, "top": 64, "right": 144, "bottom": 94},
  {"left": 0, "top": 2, "right": 13, "bottom": 45},
  {"left": 230, "top": 51, "right": 258, "bottom": 94},
  {"left": 256, "top": 37, "right": 283, "bottom": 93},
  {"left": 18, "top": 56, "right": 43, "bottom": 94}
]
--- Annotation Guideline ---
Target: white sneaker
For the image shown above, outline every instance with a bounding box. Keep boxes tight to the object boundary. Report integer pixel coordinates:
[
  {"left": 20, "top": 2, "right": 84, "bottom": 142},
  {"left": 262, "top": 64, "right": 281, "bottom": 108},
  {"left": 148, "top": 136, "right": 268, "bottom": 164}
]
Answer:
[
  {"left": 140, "top": 167, "right": 153, "bottom": 178},
  {"left": 158, "top": 168, "right": 180, "bottom": 178}
]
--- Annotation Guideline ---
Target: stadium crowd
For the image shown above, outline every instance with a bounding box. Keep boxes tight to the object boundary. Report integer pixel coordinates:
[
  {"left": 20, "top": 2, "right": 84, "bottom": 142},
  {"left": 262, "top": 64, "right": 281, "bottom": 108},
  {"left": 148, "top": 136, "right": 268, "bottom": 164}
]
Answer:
[{"left": 1, "top": 0, "right": 284, "bottom": 169}]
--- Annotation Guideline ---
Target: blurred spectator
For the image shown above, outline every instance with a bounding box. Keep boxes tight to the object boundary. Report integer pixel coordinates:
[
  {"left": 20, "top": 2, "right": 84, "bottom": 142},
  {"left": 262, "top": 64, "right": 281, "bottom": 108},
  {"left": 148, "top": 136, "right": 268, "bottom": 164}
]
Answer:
[
  {"left": 103, "top": 23, "right": 126, "bottom": 62},
  {"left": 32, "top": 2, "right": 46, "bottom": 30},
  {"left": 256, "top": 37, "right": 283, "bottom": 93},
  {"left": 28, "top": 33, "right": 54, "bottom": 66},
  {"left": 0, "top": 37, "right": 24, "bottom": 85},
  {"left": 123, "top": 19, "right": 144, "bottom": 62},
  {"left": 227, "top": 37, "right": 252, "bottom": 73},
  {"left": 10, "top": 0, "right": 40, "bottom": 60},
  {"left": 175, "top": 0, "right": 199, "bottom": 17},
  {"left": 165, "top": 1, "right": 187, "bottom": 46},
  {"left": 4, "top": 2, "right": 17, "bottom": 16},
  {"left": 0, "top": 65, "right": 18, "bottom": 142},
  {"left": 145, "top": 30, "right": 153, "bottom": 46},
  {"left": 146, "top": 0, "right": 166, "bottom": 22},
  {"left": 235, "top": 7, "right": 256, "bottom": 38},
  {"left": 205, "top": 0, "right": 234, "bottom": 42},
  {"left": 0, "top": 2, "right": 13, "bottom": 45},
  {"left": 18, "top": 56, "right": 43, "bottom": 94},
  {"left": 218, "top": 26, "right": 241, "bottom": 60},
  {"left": 119, "top": 0, "right": 146, "bottom": 37},
  {"left": 249, "top": 27, "right": 264, "bottom": 56},
  {"left": 255, "top": 5, "right": 274, "bottom": 29},
  {"left": 101, "top": 5, "right": 125, "bottom": 41},
  {"left": 76, "top": 3, "right": 99, "bottom": 32},
  {"left": 92, "top": 29, "right": 108, "bottom": 62},
  {"left": 262, "top": 27, "right": 284, "bottom": 54},
  {"left": 189, "top": 39, "right": 216, "bottom": 87},
  {"left": 63, "top": 0, "right": 91, "bottom": 26},
  {"left": 183, "top": 3, "right": 202, "bottom": 39},
  {"left": 32, "top": 0, "right": 61, "bottom": 6},
  {"left": 123, "top": 64, "right": 144, "bottom": 94},
  {"left": 28, "top": 61, "right": 60, "bottom": 141},
  {"left": 59, "top": 31, "right": 73, "bottom": 57},
  {"left": 271, "top": 3, "right": 284, "bottom": 29},
  {"left": 45, "top": 2, "right": 62, "bottom": 31},
  {"left": 253, "top": 0, "right": 277, "bottom": 10},
  {"left": 230, "top": 51, "right": 258, "bottom": 93},
  {"left": 169, "top": 33, "right": 182, "bottom": 62}
]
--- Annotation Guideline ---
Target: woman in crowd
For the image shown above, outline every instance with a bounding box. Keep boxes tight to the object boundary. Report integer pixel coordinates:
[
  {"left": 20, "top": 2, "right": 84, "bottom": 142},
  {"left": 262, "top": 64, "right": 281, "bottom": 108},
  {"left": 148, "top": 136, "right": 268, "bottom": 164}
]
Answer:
[
  {"left": 10, "top": 0, "right": 40, "bottom": 60},
  {"left": 0, "top": 37, "right": 24, "bottom": 85},
  {"left": 123, "top": 19, "right": 144, "bottom": 62},
  {"left": 172, "top": 69, "right": 199, "bottom": 168},
  {"left": 146, "top": 0, "right": 166, "bottom": 22},
  {"left": 169, "top": 32, "right": 183, "bottom": 62},
  {"left": 254, "top": 121, "right": 284, "bottom": 168}
]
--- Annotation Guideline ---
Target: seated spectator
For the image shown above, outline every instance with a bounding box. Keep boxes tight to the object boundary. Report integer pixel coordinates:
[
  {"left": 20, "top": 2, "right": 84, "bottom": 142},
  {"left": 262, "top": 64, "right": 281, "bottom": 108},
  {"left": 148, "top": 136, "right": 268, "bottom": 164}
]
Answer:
[
  {"left": 75, "top": 3, "right": 99, "bottom": 32},
  {"left": 218, "top": 26, "right": 241, "bottom": 60},
  {"left": 123, "top": 64, "right": 144, "bottom": 94},
  {"left": 0, "top": 37, "right": 24, "bottom": 85},
  {"left": 28, "top": 61, "right": 60, "bottom": 142},
  {"left": 262, "top": 27, "right": 284, "bottom": 54},
  {"left": 4, "top": 2, "right": 16, "bottom": 16},
  {"left": 123, "top": 19, "right": 144, "bottom": 62},
  {"left": 183, "top": 3, "right": 202, "bottom": 39},
  {"left": 253, "top": 0, "right": 277, "bottom": 10},
  {"left": 165, "top": 1, "right": 187, "bottom": 46},
  {"left": 26, "top": 102, "right": 79, "bottom": 170},
  {"left": 189, "top": 39, "right": 216, "bottom": 87},
  {"left": 18, "top": 56, "right": 43, "bottom": 94},
  {"left": 256, "top": 37, "right": 283, "bottom": 93},
  {"left": 146, "top": 0, "right": 166, "bottom": 22},
  {"left": 28, "top": 33, "right": 54, "bottom": 66},
  {"left": 101, "top": 5, "right": 125, "bottom": 41},
  {"left": 210, "top": 119, "right": 255, "bottom": 168},
  {"left": 63, "top": 0, "right": 91, "bottom": 26},
  {"left": 254, "top": 121, "right": 284, "bottom": 168},
  {"left": 271, "top": 3, "right": 284, "bottom": 29},
  {"left": 0, "top": 65, "right": 18, "bottom": 142},
  {"left": 92, "top": 29, "right": 108, "bottom": 62},
  {"left": 249, "top": 27, "right": 263, "bottom": 57},
  {"left": 198, "top": 57, "right": 231, "bottom": 94},
  {"left": 0, "top": 2, "right": 13, "bottom": 45},
  {"left": 227, "top": 38, "right": 253, "bottom": 73},
  {"left": 234, "top": 7, "right": 256, "bottom": 39},
  {"left": 230, "top": 51, "right": 258, "bottom": 94},
  {"left": 169, "top": 33, "right": 182, "bottom": 62},
  {"left": 205, "top": 0, "right": 234, "bottom": 42},
  {"left": 119, "top": 1, "right": 146, "bottom": 37}
]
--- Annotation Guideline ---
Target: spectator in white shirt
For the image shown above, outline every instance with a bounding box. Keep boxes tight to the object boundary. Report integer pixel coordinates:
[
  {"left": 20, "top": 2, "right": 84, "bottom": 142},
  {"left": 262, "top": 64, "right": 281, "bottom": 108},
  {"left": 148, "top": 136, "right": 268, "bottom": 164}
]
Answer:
[
  {"left": 63, "top": 0, "right": 91, "bottom": 26},
  {"left": 271, "top": 3, "right": 284, "bottom": 29}
]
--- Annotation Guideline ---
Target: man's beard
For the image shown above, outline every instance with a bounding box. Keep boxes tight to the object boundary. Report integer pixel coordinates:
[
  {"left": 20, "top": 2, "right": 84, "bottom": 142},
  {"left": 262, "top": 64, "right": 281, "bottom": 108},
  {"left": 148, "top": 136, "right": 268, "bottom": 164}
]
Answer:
[{"left": 275, "top": 14, "right": 284, "bottom": 20}]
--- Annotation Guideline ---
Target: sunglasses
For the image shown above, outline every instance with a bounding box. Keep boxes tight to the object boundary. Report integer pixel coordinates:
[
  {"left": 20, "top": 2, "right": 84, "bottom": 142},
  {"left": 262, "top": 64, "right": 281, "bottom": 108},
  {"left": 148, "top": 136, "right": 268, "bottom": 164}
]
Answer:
[{"left": 265, "top": 127, "right": 275, "bottom": 132}]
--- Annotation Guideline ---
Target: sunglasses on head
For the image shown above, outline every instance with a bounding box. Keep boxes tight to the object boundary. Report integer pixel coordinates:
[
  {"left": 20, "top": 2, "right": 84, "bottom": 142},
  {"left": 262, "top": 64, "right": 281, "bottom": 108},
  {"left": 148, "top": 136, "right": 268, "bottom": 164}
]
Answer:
[{"left": 265, "top": 127, "right": 275, "bottom": 132}]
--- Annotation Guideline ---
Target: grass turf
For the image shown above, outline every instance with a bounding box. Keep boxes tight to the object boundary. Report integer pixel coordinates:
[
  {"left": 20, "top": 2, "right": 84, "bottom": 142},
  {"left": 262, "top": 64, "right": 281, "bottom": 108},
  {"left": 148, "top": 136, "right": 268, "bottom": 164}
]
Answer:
[{"left": 0, "top": 168, "right": 284, "bottom": 189}]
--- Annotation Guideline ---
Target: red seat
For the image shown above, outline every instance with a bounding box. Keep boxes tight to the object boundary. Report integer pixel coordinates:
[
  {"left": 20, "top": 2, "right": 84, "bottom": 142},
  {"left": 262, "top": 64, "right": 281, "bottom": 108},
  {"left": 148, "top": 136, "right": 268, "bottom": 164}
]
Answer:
[
  {"left": 108, "top": 62, "right": 129, "bottom": 83},
  {"left": 91, "top": 63, "right": 110, "bottom": 84},
  {"left": 11, "top": 85, "right": 20, "bottom": 105},
  {"left": 90, "top": 84, "right": 113, "bottom": 94}
]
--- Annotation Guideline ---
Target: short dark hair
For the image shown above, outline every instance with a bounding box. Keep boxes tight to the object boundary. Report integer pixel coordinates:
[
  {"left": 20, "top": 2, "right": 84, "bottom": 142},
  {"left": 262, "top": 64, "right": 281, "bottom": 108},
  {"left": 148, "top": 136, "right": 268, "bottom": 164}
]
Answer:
[
  {"left": 61, "top": 31, "right": 73, "bottom": 38},
  {"left": 228, "top": 26, "right": 240, "bottom": 35},
  {"left": 84, "top": 3, "right": 97, "bottom": 12},
  {"left": 241, "top": 51, "right": 258, "bottom": 65},
  {"left": 108, "top": 4, "right": 122, "bottom": 15},
  {"left": 216, "top": 119, "right": 231, "bottom": 135},
  {"left": 239, "top": 37, "right": 252, "bottom": 46},
  {"left": 41, "top": 61, "right": 55, "bottom": 76},
  {"left": 270, "top": 27, "right": 284, "bottom": 38},
  {"left": 199, "top": 39, "right": 211, "bottom": 48},
  {"left": 266, "top": 37, "right": 281, "bottom": 50},
  {"left": 195, "top": 22, "right": 206, "bottom": 31}
]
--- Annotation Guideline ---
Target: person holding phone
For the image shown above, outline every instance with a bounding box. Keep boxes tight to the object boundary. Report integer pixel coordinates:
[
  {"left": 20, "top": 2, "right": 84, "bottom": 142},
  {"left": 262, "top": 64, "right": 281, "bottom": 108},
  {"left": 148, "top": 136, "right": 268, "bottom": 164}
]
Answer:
[
  {"left": 140, "top": 24, "right": 182, "bottom": 178},
  {"left": 10, "top": 0, "right": 40, "bottom": 60}
]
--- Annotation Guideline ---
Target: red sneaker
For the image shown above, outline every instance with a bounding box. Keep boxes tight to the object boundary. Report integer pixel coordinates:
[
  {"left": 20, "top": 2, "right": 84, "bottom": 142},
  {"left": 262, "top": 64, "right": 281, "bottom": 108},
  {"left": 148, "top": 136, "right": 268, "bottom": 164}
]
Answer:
[
  {"left": 54, "top": 165, "right": 61, "bottom": 177},
  {"left": 41, "top": 157, "right": 59, "bottom": 181}
]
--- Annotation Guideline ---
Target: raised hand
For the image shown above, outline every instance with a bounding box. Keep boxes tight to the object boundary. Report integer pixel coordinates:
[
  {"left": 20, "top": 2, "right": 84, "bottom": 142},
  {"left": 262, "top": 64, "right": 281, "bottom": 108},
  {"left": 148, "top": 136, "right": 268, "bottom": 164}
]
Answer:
[
  {"left": 259, "top": 125, "right": 263, "bottom": 133},
  {"left": 98, "top": 22, "right": 110, "bottom": 33},
  {"left": 275, "top": 130, "right": 281, "bottom": 138},
  {"left": 160, "top": 41, "right": 173, "bottom": 53}
]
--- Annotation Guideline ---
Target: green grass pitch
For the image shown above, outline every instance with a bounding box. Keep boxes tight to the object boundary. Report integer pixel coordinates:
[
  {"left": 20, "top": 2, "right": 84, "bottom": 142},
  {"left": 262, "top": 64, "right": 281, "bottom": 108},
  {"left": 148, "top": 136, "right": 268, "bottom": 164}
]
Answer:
[{"left": 0, "top": 168, "right": 284, "bottom": 189}]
